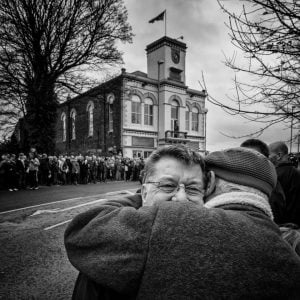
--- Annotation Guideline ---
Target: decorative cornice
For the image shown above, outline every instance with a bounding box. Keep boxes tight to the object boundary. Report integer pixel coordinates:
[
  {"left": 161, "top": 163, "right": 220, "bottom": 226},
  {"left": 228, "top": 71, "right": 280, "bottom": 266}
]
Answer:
[
  {"left": 146, "top": 36, "right": 187, "bottom": 54},
  {"left": 159, "top": 79, "right": 188, "bottom": 90},
  {"left": 123, "top": 129, "right": 158, "bottom": 136}
]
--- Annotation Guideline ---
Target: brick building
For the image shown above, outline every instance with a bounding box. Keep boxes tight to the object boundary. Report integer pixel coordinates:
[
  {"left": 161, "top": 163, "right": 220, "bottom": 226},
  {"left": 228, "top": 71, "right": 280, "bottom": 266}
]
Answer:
[{"left": 55, "top": 36, "right": 208, "bottom": 158}]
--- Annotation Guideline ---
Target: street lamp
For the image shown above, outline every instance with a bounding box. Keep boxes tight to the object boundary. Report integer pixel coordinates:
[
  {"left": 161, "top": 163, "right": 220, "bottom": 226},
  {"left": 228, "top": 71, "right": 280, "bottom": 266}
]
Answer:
[{"left": 290, "top": 105, "right": 295, "bottom": 153}]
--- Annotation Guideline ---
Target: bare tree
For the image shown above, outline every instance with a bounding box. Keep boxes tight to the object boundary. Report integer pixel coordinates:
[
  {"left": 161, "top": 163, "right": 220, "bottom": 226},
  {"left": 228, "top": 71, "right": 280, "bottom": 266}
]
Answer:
[
  {"left": 0, "top": 0, "right": 133, "bottom": 153},
  {"left": 204, "top": 0, "right": 300, "bottom": 138}
]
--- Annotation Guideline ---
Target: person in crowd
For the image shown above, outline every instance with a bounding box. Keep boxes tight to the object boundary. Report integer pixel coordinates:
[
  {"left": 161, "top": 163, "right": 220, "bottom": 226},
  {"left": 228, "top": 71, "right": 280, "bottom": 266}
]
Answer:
[
  {"left": 0, "top": 154, "right": 9, "bottom": 189},
  {"left": 97, "top": 157, "right": 105, "bottom": 182},
  {"left": 65, "top": 156, "right": 73, "bottom": 185},
  {"left": 106, "top": 158, "right": 113, "bottom": 181},
  {"left": 269, "top": 141, "right": 300, "bottom": 227},
  {"left": 89, "top": 155, "right": 98, "bottom": 184},
  {"left": 131, "top": 158, "right": 139, "bottom": 181},
  {"left": 6, "top": 154, "right": 18, "bottom": 191},
  {"left": 70, "top": 156, "right": 80, "bottom": 185},
  {"left": 80, "top": 156, "right": 89, "bottom": 184},
  {"left": 123, "top": 159, "right": 129, "bottom": 181},
  {"left": 115, "top": 158, "right": 122, "bottom": 181},
  {"left": 49, "top": 156, "right": 59, "bottom": 185},
  {"left": 240, "top": 138, "right": 286, "bottom": 224},
  {"left": 16, "top": 153, "right": 28, "bottom": 189},
  {"left": 58, "top": 155, "right": 68, "bottom": 185},
  {"left": 77, "top": 156, "right": 84, "bottom": 184},
  {"left": 39, "top": 153, "right": 51, "bottom": 186},
  {"left": 27, "top": 152, "right": 40, "bottom": 190},
  {"left": 65, "top": 145, "right": 300, "bottom": 299}
]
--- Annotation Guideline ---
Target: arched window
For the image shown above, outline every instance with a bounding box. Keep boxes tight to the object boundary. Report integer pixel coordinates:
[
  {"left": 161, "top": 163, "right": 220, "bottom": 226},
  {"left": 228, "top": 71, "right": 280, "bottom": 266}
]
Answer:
[
  {"left": 192, "top": 107, "right": 199, "bottom": 131},
  {"left": 107, "top": 93, "right": 115, "bottom": 132},
  {"left": 109, "top": 104, "right": 113, "bottom": 131},
  {"left": 70, "top": 109, "right": 76, "bottom": 140},
  {"left": 185, "top": 107, "right": 190, "bottom": 131},
  {"left": 131, "top": 95, "right": 141, "bottom": 124},
  {"left": 61, "top": 112, "right": 66, "bottom": 142},
  {"left": 144, "top": 98, "right": 153, "bottom": 125},
  {"left": 87, "top": 101, "right": 94, "bottom": 136},
  {"left": 171, "top": 100, "right": 179, "bottom": 131}
]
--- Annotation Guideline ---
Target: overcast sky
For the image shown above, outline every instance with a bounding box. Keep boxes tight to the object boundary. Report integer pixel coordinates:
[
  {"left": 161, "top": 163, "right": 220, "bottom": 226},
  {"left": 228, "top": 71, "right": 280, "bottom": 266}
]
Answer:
[{"left": 114, "top": 0, "right": 293, "bottom": 151}]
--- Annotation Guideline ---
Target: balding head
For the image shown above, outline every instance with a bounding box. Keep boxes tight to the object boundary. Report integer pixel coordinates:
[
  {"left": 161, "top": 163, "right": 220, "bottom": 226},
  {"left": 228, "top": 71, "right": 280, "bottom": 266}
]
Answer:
[{"left": 268, "top": 141, "right": 289, "bottom": 166}]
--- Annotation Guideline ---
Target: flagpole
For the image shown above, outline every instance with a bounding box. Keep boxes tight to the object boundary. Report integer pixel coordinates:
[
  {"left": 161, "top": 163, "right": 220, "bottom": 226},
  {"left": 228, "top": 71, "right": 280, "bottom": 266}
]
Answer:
[{"left": 165, "top": 10, "right": 167, "bottom": 36}]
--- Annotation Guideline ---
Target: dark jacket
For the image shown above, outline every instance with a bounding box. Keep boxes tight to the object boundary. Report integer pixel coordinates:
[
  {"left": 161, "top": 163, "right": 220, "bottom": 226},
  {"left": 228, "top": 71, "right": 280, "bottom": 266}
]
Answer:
[
  {"left": 276, "top": 162, "right": 300, "bottom": 226},
  {"left": 65, "top": 194, "right": 300, "bottom": 299},
  {"left": 16, "top": 158, "right": 28, "bottom": 174},
  {"left": 269, "top": 181, "right": 286, "bottom": 224}
]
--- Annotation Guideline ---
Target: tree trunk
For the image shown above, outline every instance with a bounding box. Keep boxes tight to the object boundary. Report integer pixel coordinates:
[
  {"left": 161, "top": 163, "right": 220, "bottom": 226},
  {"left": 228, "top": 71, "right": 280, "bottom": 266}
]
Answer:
[{"left": 24, "top": 81, "right": 58, "bottom": 154}]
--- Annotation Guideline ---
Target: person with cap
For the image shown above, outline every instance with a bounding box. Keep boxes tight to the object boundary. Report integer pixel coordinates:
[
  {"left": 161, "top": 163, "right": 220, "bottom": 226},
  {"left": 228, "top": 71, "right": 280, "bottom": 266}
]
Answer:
[
  {"left": 204, "top": 147, "right": 276, "bottom": 219},
  {"left": 205, "top": 146, "right": 300, "bottom": 259},
  {"left": 65, "top": 145, "right": 300, "bottom": 299},
  {"left": 240, "top": 138, "right": 286, "bottom": 224}
]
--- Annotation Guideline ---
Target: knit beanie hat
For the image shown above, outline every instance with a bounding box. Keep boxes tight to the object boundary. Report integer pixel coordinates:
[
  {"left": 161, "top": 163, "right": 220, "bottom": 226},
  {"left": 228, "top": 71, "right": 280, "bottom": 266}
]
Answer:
[{"left": 205, "top": 147, "right": 277, "bottom": 197}]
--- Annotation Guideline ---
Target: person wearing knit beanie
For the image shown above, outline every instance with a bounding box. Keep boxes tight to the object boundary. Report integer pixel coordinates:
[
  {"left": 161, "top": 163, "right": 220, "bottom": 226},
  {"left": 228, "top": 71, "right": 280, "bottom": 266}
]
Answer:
[{"left": 204, "top": 147, "right": 278, "bottom": 220}]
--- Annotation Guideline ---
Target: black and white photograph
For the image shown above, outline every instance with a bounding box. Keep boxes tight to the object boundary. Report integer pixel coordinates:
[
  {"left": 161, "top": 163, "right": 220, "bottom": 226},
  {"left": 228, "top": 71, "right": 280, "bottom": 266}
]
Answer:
[{"left": 0, "top": 0, "right": 300, "bottom": 299}]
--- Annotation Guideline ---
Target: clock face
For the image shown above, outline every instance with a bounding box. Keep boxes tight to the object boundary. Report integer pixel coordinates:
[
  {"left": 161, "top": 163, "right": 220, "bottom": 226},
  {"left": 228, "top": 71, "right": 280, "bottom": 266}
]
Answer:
[{"left": 172, "top": 49, "right": 180, "bottom": 64}]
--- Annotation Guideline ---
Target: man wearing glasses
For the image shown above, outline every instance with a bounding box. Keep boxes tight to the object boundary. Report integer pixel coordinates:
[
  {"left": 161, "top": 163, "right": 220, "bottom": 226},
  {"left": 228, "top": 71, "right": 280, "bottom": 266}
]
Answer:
[
  {"left": 65, "top": 145, "right": 300, "bottom": 299},
  {"left": 140, "top": 145, "right": 207, "bottom": 206}
]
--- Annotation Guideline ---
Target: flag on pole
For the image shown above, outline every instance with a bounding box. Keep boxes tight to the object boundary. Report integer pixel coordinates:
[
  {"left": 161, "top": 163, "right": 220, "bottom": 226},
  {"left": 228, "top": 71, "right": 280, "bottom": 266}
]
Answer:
[{"left": 149, "top": 10, "right": 165, "bottom": 23}]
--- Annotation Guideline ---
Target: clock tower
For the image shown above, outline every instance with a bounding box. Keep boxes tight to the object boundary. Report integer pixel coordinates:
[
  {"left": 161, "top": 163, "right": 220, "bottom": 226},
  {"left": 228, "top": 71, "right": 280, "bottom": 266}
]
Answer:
[{"left": 146, "top": 36, "right": 187, "bottom": 84}]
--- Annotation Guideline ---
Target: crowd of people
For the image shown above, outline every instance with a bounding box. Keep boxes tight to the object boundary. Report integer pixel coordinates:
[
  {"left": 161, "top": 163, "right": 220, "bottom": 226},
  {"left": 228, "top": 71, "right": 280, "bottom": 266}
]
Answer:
[{"left": 0, "top": 152, "right": 145, "bottom": 191}]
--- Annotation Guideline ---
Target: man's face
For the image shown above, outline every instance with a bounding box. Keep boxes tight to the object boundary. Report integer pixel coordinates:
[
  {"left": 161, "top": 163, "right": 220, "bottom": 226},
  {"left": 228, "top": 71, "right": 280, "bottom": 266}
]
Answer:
[
  {"left": 141, "top": 157, "right": 205, "bottom": 206},
  {"left": 269, "top": 151, "right": 280, "bottom": 166}
]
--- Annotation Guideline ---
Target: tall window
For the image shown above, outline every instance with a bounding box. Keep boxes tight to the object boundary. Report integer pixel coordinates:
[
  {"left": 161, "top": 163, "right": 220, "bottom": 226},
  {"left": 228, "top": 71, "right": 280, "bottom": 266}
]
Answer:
[
  {"left": 70, "top": 109, "right": 76, "bottom": 140},
  {"left": 87, "top": 102, "right": 94, "bottom": 136},
  {"left": 144, "top": 98, "right": 153, "bottom": 125},
  {"left": 185, "top": 107, "right": 190, "bottom": 131},
  {"left": 109, "top": 104, "right": 113, "bottom": 131},
  {"left": 192, "top": 107, "right": 199, "bottom": 131},
  {"left": 131, "top": 95, "right": 141, "bottom": 124},
  {"left": 171, "top": 100, "right": 179, "bottom": 130},
  {"left": 61, "top": 112, "right": 66, "bottom": 142}
]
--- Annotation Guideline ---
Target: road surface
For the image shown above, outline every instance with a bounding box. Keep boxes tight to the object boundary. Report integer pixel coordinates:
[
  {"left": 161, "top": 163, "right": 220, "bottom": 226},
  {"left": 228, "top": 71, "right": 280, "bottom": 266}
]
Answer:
[
  {"left": 0, "top": 181, "right": 140, "bottom": 300},
  {"left": 0, "top": 180, "right": 140, "bottom": 212}
]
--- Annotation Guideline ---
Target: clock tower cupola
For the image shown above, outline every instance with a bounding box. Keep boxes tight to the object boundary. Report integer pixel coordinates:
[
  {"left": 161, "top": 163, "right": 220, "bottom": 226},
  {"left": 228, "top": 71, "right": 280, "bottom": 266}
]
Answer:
[{"left": 146, "top": 36, "right": 187, "bottom": 84}]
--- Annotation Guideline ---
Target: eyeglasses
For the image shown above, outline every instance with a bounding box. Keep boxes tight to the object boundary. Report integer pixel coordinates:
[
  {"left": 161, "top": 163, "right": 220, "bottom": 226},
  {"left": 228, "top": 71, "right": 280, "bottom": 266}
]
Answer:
[{"left": 146, "top": 181, "right": 204, "bottom": 197}]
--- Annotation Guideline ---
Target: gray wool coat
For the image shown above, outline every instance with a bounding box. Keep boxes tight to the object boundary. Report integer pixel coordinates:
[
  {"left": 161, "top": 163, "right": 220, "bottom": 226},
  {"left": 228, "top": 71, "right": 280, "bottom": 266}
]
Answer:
[{"left": 65, "top": 194, "right": 300, "bottom": 299}]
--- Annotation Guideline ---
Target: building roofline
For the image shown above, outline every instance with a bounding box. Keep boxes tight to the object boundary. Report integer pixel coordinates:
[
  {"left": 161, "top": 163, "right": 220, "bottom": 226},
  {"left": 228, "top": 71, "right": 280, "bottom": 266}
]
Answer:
[
  {"left": 58, "top": 68, "right": 206, "bottom": 107},
  {"left": 58, "top": 74, "right": 123, "bottom": 106},
  {"left": 146, "top": 36, "right": 187, "bottom": 54},
  {"left": 187, "top": 88, "right": 207, "bottom": 97}
]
